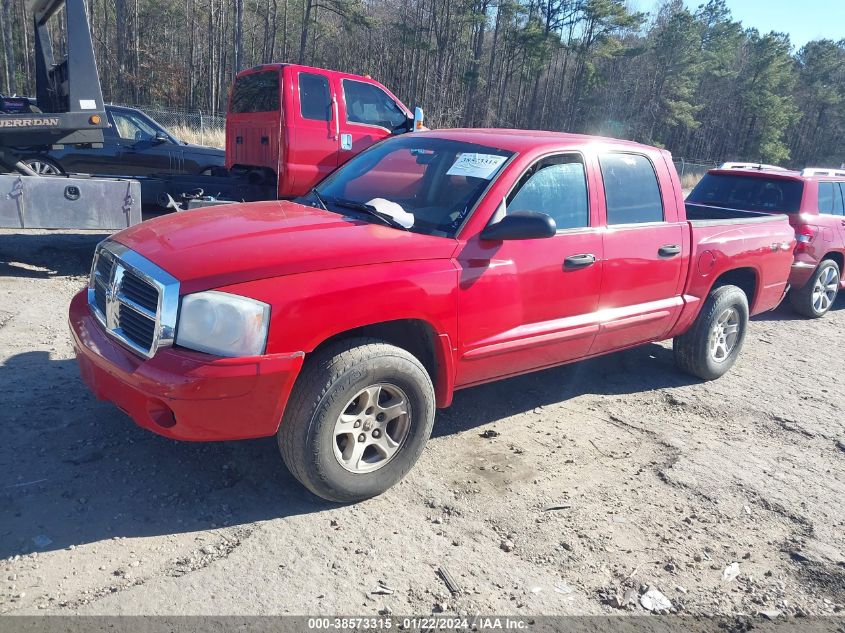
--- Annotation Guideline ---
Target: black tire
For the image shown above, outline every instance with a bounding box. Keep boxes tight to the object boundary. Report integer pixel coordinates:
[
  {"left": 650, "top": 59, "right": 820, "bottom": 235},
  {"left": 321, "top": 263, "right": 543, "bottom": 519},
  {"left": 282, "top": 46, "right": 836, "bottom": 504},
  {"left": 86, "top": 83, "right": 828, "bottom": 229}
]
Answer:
[
  {"left": 278, "top": 338, "right": 435, "bottom": 503},
  {"left": 788, "top": 259, "right": 840, "bottom": 319},
  {"left": 673, "top": 284, "right": 749, "bottom": 381},
  {"left": 21, "top": 156, "right": 63, "bottom": 176}
]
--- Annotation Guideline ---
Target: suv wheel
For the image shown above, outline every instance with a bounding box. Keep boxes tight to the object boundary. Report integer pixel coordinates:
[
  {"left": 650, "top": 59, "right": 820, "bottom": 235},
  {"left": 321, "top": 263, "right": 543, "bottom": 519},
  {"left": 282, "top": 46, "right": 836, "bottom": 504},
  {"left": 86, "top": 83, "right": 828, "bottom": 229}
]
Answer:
[
  {"left": 788, "top": 259, "right": 840, "bottom": 318},
  {"left": 278, "top": 338, "right": 435, "bottom": 502},
  {"left": 674, "top": 284, "right": 749, "bottom": 381}
]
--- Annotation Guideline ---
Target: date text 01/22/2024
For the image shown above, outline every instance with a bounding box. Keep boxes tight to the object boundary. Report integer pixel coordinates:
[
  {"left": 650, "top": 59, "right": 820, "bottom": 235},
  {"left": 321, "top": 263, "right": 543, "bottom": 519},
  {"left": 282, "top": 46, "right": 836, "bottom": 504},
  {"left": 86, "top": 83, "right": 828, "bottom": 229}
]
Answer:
[{"left": 306, "top": 617, "right": 530, "bottom": 630}]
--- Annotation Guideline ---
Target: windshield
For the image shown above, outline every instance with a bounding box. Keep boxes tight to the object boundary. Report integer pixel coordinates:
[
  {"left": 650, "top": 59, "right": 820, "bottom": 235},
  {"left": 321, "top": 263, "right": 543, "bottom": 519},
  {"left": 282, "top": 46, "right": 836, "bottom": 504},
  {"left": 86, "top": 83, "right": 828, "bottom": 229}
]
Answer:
[
  {"left": 300, "top": 136, "right": 514, "bottom": 237},
  {"left": 688, "top": 173, "right": 804, "bottom": 213}
]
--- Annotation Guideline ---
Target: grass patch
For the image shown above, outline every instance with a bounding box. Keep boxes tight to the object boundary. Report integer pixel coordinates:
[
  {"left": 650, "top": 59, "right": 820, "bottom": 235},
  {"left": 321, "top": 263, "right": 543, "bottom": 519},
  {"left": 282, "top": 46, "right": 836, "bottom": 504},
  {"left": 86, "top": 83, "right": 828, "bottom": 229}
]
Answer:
[
  {"left": 170, "top": 124, "right": 225, "bottom": 149},
  {"left": 680, "top": 172, "right": 704, "bottom": 190}
]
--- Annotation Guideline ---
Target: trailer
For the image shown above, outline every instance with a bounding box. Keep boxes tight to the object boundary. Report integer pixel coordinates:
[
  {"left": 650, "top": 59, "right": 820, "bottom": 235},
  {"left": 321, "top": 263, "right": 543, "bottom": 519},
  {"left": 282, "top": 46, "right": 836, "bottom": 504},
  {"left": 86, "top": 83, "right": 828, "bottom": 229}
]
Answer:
[{"left": 0, "top": 0, "right": 140, "bottom": 230}]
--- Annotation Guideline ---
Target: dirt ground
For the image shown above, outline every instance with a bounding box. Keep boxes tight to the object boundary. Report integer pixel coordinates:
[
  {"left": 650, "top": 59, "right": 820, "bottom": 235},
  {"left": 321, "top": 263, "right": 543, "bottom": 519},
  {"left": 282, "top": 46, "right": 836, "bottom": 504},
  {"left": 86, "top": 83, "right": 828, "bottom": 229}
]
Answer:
[{"left": 1, "top": 229, "right": 844, "bottom": 618}]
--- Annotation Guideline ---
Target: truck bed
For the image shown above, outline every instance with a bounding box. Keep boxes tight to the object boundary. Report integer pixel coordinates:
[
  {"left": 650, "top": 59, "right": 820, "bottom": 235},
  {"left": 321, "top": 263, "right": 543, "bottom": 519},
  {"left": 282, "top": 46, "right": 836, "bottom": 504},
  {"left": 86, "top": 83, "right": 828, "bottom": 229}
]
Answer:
[
  {"left": 672, "top": 205, "right": 795, "bottom": 334},
  {"left": 684, "top": 202, "right": 785, "bottom": 226}
]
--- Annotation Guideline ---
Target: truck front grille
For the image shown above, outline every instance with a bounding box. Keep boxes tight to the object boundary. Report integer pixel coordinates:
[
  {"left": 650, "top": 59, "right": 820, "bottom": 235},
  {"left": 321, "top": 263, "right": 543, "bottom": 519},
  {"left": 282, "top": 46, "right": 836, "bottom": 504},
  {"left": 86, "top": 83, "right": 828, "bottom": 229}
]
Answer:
[
  {"left": 87, "top": 241, "right": 180, "bottom": 358},
  {"left": 92, "top": 250, "right": 115, "bottom": 315},
  {"left": 120, "top": 269, "right": 160, "bottom": 312},
  {"left": 118, "top": 302, "right": 157, "bottom": 351}
]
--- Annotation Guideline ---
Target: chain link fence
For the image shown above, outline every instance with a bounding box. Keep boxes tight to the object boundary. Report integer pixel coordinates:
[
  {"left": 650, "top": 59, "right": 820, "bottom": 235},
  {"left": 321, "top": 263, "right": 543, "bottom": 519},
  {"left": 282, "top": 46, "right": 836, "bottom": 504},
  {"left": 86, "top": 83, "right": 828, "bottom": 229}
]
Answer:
[
  {"left": 673, "top": 158, "right": 719, "bottom": 190},
  {"left": 114, "top": 103, "right": 226, "bottom": 148}
]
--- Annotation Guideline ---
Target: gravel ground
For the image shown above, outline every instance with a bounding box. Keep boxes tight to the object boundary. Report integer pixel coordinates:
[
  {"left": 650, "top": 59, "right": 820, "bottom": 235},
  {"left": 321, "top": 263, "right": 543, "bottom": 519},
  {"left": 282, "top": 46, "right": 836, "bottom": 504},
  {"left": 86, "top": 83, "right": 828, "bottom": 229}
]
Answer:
[{"left": 1, "top": 229, "right": 844, "bottom": 618}]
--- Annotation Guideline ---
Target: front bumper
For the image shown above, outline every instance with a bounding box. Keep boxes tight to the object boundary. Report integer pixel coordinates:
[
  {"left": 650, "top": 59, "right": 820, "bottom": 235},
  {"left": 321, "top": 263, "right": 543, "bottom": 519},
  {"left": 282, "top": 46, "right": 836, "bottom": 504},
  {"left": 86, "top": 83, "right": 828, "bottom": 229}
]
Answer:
[{"left": 69, "top": 290, "right": 304, "bottom": 441}]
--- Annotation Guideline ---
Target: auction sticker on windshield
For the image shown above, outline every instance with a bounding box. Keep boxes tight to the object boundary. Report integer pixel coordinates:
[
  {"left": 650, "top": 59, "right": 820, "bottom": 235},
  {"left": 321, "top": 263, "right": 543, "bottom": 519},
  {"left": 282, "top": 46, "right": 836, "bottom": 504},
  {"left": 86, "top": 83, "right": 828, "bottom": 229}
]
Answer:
[{"left": 447, "top": 153, "right": 508, "bottom": 180}]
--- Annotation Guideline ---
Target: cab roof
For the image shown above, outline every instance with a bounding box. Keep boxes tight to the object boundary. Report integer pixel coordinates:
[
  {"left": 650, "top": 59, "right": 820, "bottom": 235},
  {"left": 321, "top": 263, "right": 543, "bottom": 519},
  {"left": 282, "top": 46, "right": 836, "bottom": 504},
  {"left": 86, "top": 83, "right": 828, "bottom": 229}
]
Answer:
[
  {"left": 237, "top": 62, "right": 379, "bottom": 84},
  {"left": 414, "top": 128, "right": 664, "bottom": 155}
]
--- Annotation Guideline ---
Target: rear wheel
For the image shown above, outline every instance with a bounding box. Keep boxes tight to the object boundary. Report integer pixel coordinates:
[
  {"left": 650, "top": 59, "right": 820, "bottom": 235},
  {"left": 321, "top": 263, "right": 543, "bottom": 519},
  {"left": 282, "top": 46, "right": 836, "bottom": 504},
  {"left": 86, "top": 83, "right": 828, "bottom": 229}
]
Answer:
[
  {"left": 21, "top": 157, "right": 63, "bottom": 175},
  {"left": 674, "top": 285, "right": 749, "bottom": 381},
  {"left": 278, "top": 338, "right": 435, "bottom": 503},
  {"left": 788, "top": 259, "right": 840, "bottom": 318}
]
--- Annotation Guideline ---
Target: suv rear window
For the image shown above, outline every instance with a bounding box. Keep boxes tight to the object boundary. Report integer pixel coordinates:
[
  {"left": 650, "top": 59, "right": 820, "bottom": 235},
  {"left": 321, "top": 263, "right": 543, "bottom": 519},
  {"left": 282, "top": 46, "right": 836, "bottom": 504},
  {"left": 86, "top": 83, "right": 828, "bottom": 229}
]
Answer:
[
  {"left": 688, "top": 173, "right": 804, "bottom": 213},
  {"left": 818, "top": 181, "right": 845, "bottom": 216},
  {"left": 230, "top": 70, "right": 280, "bottom": 113}
]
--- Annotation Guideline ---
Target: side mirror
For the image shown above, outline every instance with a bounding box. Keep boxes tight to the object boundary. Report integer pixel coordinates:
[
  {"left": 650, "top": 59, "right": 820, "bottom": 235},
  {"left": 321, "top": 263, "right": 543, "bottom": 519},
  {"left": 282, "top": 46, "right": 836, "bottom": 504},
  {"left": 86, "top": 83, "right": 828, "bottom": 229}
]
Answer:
[
  {"left": 481, "top": 211, "right": 557, "bottom": 241},
  {"left": 153, "top": 131, "right": 169, "bottom": 144},
  {"left": 408, "top": 106, "right": 424, "bottom": 132}
]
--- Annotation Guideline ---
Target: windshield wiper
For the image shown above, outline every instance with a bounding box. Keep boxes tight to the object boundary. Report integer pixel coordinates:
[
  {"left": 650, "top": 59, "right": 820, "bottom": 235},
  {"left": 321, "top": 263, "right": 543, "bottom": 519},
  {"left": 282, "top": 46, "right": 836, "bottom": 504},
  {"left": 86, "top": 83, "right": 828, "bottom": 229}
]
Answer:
[
  {"left": 329, "top": 197, "right": 409, "bottom": 231},
  {"left": 310, "top": 188, "right": 329, "bottom": 211}
]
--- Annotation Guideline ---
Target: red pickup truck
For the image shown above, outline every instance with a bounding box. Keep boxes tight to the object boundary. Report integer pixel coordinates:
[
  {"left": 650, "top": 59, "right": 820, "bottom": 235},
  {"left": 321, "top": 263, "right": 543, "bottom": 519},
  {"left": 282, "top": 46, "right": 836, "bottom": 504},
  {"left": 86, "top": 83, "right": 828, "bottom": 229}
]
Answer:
[
  {"left": 69, "top": 130, "right": 794, "bottom": 502},
  {"left": 688, "top": 167, "right": 845, "bottom": 317}
]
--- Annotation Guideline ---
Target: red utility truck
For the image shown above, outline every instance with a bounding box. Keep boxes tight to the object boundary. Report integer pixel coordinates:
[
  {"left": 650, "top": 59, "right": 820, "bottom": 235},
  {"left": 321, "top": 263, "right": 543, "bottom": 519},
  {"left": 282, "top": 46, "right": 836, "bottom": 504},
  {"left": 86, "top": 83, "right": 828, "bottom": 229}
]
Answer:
[
  {"left": 688, "top": 166, "right": 845, "bottom": 317},
  {"left": 70, "top": 130, "right": 795, "bottom": 502},
  {"left": 153, "top": 63, "right": 422, "bottom": 207}
]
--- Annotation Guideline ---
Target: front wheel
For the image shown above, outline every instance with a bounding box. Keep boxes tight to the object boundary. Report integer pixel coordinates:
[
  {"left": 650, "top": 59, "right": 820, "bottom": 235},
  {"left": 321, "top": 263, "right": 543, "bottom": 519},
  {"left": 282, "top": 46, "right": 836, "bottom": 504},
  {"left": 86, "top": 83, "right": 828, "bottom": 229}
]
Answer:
[
  {"left": 788, "top": 259, "right": 840, "bottom": 318},
  {"left": 278, "top": 338, "right": 435, "bottom": 503},
  {"left": 674, "top": 285, "right": 749, "bottom": 381}
]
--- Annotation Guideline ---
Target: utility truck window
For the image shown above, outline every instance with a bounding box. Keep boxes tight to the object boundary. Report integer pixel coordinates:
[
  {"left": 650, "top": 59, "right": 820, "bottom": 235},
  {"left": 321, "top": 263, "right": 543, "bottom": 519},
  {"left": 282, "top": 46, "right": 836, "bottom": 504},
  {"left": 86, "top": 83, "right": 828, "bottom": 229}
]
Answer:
[
  {"left": 343, "top": 80, "right": 407, "bottom": 131},
  {"left": 507, "top": 156, "right": 589, "bottom": 230},
  {"left": 599, "top": 153, "right": 664, "bottom": 224},
  {"left": 301, "top": 136, "right": 512, "bottom": 238},
  {"left": 230, "top": 70, "right": 280, "bottom": 113},
  {"left": 299, "top": 73, "right": 331, "bottom": 121},
  {"left": 688, "top": 174, "right": 804, "bottom": 213}
]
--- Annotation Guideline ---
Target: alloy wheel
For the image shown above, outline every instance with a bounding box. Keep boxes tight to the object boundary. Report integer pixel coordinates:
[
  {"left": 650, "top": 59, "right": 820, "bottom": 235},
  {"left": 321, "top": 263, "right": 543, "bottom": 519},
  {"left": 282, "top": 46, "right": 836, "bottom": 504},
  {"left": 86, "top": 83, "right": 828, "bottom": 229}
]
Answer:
[
  {"left": 812, "top": 266, "right": 839, "bottom": 314},
  {"left": 709, "top": 307, "right": 741, "bottom": 362},
  {"left": 332, "top": 383, "right": 411, "bottom": 474},
  {"left": 24, "top": 160, "right": 61, "bottom": 175}
]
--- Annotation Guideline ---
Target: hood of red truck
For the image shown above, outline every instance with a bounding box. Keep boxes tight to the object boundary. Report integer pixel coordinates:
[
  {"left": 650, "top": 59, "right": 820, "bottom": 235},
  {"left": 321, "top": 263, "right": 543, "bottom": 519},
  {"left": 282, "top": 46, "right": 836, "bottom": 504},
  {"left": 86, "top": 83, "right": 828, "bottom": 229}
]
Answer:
[{"left": 112, "top": 200, "right": 457, "bottom": 293}]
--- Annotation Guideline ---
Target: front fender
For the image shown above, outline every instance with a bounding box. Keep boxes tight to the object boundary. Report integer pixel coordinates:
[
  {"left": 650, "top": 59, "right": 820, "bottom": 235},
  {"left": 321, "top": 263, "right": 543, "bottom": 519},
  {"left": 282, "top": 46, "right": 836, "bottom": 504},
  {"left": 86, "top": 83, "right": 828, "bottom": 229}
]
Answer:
[{"left": 214, "top": 260, "right": 459, "bottom": 404}]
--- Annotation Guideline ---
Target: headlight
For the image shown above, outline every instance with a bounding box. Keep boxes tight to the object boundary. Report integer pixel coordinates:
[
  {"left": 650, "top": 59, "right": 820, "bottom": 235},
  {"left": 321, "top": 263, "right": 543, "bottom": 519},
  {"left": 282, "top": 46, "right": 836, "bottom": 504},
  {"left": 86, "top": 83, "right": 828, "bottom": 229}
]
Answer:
[{"left": 176, "top": 291, "right": 270, "bottom": 357}]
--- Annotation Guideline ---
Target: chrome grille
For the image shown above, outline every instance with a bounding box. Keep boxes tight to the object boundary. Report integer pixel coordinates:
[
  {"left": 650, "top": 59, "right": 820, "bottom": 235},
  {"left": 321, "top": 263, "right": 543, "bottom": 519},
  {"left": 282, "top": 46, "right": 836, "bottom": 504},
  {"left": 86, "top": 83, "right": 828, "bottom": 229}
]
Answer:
[
  {"left": 121, "top": 270, "right": 159, "bottom": 313},
  {"left": 87, "top": 241, "right": 180, "bottom": 358},
  {"left": 92, "top": 250, "right": 115, "bottom": 315},
  {"left": 118, "top": 303, "right": 157, "bottom": 350}
]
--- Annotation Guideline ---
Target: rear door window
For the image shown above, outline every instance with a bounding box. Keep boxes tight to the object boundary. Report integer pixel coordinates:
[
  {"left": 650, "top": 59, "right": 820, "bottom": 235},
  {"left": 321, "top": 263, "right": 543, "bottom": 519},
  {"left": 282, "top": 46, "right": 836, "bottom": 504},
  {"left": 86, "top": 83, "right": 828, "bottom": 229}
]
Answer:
[
  {"left": 230, "top": 70, "right": 280, "bottom": 113},
  {"left": 342, "top": 79, "right": 407, "bottom": 130},
  {"left": 299, "top": 72, "right": 331, "bottom": 121},
  {"left": 599, "top": 153, "right": 664, "bottom": 225},
  {"left": 507, "top": 155, "right": 589, "bottom": 230},
  {"left": 819, "top": 181, "right": 845, "bottom": 216}
]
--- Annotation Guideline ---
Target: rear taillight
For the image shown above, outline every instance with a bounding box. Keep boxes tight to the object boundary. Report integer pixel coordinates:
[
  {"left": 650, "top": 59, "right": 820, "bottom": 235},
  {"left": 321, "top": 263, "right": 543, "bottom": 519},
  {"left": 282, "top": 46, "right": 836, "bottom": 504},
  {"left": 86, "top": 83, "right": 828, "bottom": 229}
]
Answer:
[{"left": 794, "top": 224, "right": 817, "bottom": 252}]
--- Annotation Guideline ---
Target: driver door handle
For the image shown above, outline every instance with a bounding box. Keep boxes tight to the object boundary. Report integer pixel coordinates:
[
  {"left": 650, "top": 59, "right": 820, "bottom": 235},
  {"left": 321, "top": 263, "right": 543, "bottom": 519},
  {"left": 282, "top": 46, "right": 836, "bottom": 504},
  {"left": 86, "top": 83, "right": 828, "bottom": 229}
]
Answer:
[
  {"left": 564, "top": 253, "right": 597, "bottom": 269},
  {"left": 658, "top": 244, "right": 681, "bottom": 257}
]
